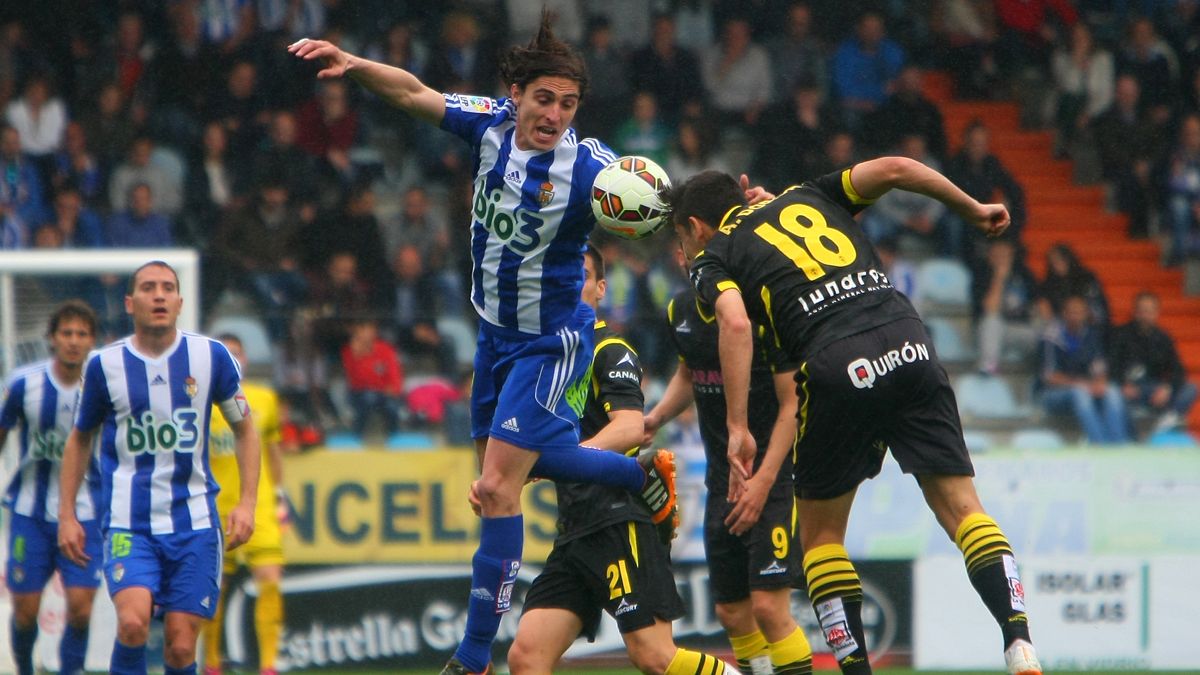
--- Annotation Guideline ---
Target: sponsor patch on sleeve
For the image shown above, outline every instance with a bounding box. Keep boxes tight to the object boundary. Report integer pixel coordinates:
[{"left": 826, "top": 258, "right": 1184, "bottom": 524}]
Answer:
[{"left": 449, "top": 95, "right": 494, "bottom": 114}]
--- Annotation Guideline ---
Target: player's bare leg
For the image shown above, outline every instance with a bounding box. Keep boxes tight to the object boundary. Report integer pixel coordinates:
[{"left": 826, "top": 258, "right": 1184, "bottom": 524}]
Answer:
[
  {"left": 164, "top": 611, "right": 204, "bottom": 671},
  {"left": 63, "top": 586, "right": 97, "bottom": 674},
  {"left": 753, "top": 588, "right": 813, "bottom": 674},
  {"left": 111, "top": 587, "right": 153, "bottom": 674},
  {"left": 506, "top": 608, "right": 583, "bottom": 674},
  {"left": 797, "top": 490, "right": 872, "bottom": 675},
  {"left": 715, "top": 600, "right": 771, "bottom": 673},
  {"left": 9, "top": 592, "right": 41, "bottom": 675},
  {"left": 917, "top": 474, "right": 1041, "bottom": 675},
  {"left": 622, "top": 618, "right": 741, "bottom": 674}
]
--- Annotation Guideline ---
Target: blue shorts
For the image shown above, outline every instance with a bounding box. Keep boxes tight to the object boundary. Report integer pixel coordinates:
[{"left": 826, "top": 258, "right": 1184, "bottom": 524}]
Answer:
[
  {"left": 6, "top": 513, "right": 102, "bottom": 593},
  {"left": 103, "top": 528, "right": 224, "bottom": 618},
  {"left": 471, "top": 305, "right": 596, "bottom": 452}
]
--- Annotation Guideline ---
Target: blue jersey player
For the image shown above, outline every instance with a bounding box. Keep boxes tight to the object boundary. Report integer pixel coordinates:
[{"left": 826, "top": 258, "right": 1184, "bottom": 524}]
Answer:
[
  {"left": 0, "top": 300, "right": 100, "bottom": 675},
  {"left": 290, "top": 14, "right": 686, "bottom": 675},
  {"left": 57, "top": 261, "right": 261, "bottom": 675}
]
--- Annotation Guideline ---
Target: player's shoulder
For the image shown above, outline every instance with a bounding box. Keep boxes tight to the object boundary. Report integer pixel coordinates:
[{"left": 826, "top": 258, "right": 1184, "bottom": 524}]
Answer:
[
  {"left": 85, "top": 338, "right": 131, "bottom": 365},
  {"left": 6, "top": 360, "right": 49, "bottom": 385},
  {"left": 575, "top": 133, "right": 618, "bottom": 169}
]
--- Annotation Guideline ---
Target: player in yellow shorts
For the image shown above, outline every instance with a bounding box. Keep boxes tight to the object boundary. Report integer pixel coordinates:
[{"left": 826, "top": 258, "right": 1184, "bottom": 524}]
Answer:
[{"left": 203, "top": 334, "right": 287, "bottom": 675}]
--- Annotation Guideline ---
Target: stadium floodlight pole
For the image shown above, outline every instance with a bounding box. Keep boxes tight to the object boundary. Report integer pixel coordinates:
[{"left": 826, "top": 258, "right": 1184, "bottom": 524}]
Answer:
[{"left": 0, "top": 248, "right": 200, "bottom": 375}]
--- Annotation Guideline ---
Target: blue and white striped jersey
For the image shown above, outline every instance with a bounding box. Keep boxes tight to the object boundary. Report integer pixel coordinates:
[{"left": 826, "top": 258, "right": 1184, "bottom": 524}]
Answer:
[
  {"left": 0, "top": 361, "right": 97, "bottom": 522},
  {"left": 74, "top": 331, "right": 243, "bottom": 535},
  {"left": 441, "top": 93, "right": 618, "bottom": 336}
]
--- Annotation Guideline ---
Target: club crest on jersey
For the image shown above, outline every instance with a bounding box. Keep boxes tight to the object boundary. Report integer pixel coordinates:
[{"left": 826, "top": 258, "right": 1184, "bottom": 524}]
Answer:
[
  {"left": 538, "top": 181, "right": 555, "bottom": 206},
  {"left": 185, "top": 376, "right": 198, "bottom": 399}
]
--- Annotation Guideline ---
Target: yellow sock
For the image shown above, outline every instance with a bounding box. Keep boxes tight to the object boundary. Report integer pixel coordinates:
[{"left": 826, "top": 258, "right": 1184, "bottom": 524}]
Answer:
[
  {"left": 729, "top": 630, "right": 768, "bottom": 672},
  {"left": 255, "top": 579, "right": 284, "bottom": 670},
  {"left": 769, "top": 627, "right": 814, "bottom": 675},
  {"left": 665, "top": 648, "right": 729, "bottom": 674},
  {"left": 202, "top": 585, "right": 228, "bottom": 668},
  {"left": 955, "top": 512, "right": 1013, "bottom": 575}
]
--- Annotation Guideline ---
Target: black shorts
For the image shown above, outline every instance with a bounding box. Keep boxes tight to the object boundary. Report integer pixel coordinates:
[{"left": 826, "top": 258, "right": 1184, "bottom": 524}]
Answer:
[
  {"left": 522, "top": 520, "right": 684, "bottom": 641},
  {"left": 704, "top": 480, "right": 800, "bottom": 604},
  {"left": 794, "top": 317, "right": 974, "bottom": 500}
]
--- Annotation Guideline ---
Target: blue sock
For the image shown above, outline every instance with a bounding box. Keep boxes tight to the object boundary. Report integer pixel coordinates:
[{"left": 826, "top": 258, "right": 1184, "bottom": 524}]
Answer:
[
  {"left": 10, "top": 620, "right": 36, "bottom": 675},
  {"left": 531, "top": 447, "right": 644, "bottom": 492},
  {"left": 59, "top": 624, "right": 89, "bottom": 675},
  {"left": 452, "top": 514, "right": 523, "bottom": 672},
  {"left": 164, "top": 664, "right": 197, "bottom": 675},
  {"left": 110, "top": 641, "right": 147, "bottom": 675}
]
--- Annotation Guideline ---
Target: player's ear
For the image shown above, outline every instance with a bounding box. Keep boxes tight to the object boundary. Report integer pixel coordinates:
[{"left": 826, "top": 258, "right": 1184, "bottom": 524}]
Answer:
[
  {"left": 596, "top": 278, "right": 607, "bottom": 301},
  {"left": 509, "top": 82, "right": 521, "bottom": 101}
]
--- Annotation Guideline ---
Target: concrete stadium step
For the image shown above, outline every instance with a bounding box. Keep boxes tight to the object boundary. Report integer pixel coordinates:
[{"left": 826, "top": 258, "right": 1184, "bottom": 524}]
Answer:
[{"left": 1023, "top": 185, "right": 1106, "bottom": 206}]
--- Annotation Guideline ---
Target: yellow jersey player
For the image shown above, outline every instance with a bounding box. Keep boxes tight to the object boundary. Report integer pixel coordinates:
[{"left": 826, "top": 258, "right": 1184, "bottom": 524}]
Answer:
[{"left": 202, "top": 334, "right": 286, "bottom": 675}]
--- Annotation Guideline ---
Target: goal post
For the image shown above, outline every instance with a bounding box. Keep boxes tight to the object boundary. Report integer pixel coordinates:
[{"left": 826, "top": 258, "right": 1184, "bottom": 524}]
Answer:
[{"left": 0, "top": 248, "right": 201, "bottom": 375}]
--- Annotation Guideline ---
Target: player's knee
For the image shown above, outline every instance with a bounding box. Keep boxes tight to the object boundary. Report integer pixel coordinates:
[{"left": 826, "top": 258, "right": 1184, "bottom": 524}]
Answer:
[
  {"left": 474, "top": 475, "right": 521, "bottom": 513},
  {"left": 66, "top": 603, "right": 93, "bottom": 630},
  {"left": 713, "top": 601, "right": 754, "bottom": 635},
  {"left": 163, "top": 640, "right": 197, "bottom": 668},
  {"left": 750, "top": 591, "right": 794, "bottom": 635},
  {"left": 11, "top": 604, "right": 38, "bottom": 630},
  {"left": 506, "top": 635, "right": 548, "bottom": 675},
  {"left": 116, "top": 611, "right": 150, "bottom": 645},
  {"left": 626, "top": 640, "right": 675, "bottom": 675}
]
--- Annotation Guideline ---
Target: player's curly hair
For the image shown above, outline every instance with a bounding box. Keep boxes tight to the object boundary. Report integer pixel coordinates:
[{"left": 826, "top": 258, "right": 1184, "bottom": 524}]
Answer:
[
  {"left": 658, "top": 171, "right": 746, "bottom": 231},
  {"left": 499, "top": 10, "right": 589, "bottom": 98}
]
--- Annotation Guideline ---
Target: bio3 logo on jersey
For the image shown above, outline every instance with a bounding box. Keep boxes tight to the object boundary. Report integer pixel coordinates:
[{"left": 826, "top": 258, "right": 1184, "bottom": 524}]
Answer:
[
  {"left": 124, "top": 409, "right": 201, "bottom": 454},
  {"left": 29, "top": 430, "right": 66, "bottom": 462},
  {"left": 473, "top": 178, "right": 544, "bottom": 254}
]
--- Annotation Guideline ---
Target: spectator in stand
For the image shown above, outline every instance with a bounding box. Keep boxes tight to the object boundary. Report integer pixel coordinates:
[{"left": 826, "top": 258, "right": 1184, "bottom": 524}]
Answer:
[
  {"left": 5, "top": 75, "right": 67, "bottom": 181},
  {"left": 1038, "top": 294, "right": 1131, "bottom": 445},
  {"left": 864, "top": 65, "right": 948, "bottom": 160},
  {"left": 993, "top": 0, "right": 1076, "bottom": 77},
  {"left": 51, "top": 122, "right": 104, "bottom": 205},
  {"left": 1050, "top": 22, "right": 1114, "bottom": 158},
  {"left": 1036, "top": 243, "right": 1111, "bottom": 331},
  {"left": 1117, "top": 16, "right": 1179, "bottom": 113},
  {"left": 301, "top": 184, "right": 391, "bottom": 305},
  {"left": 1091, "top": 74, "right": 1165, "bottom": 239},
  {"left": 753, "top": 77, "right": 838, "bottom": 193},
  {"left": 831, "top": 11, "right": 906, "bottom": 130},
  {"left": 768, "top": 2, "right": 826, "bottom": 98},
  {"left": 308, "top": 250, "right": 372, "bottom": 360},
  {"left": 1164, "top": 113, "right": 1200, "bottom": 265},
  {"left": 392, "top": 243, "right": 455, "bottom": 375},
  {"left": 107, "top": 12, "right": 153, "bottom": 103},
  {"left": 385, "top": 185, "right": 450, "bottom": 267},
  {"left": 184, "top": 121, "right": 239, "bottom": 245},
  {"left": 189, "top": 0, "right": 257, "bottom": 57},
  {"left": 505, "top": 0, "right": 582, "bottom": 45},
  {"left": 817, "top": 130, "right": 857, "bottom": 175},
  {"left": 701, "top": 16, "right": 773, "bottom": 129},
  {"left": 252, "top": 110, "right": 319, "bottom": 200},
  {"left": 630, "top": 13, "right": 706, "bottom": 125},
  {"left": 583, "top": 0, "right": 652, "bottom": 50},
  {"left": 0, "top": 124, "right": 48, "bottom": 247},
  {"left": 971, "top": 237, "right": 1041, "bottom": 375},
  {"left": 216, "top": 181, "right": 308, "bottom": 341},
  {"left": 945, "top": 120, "right": 1027, "bottom": 265},
  {"left": 106, "top": 183, "right": 173, "bottom": 247},
  {"left": 207, "top": 60, "right": 268, "bottom": 161},
  {"left": 296, "top": 79, "right": 358, "bottom": 182},
  {"left": 46, "top": 184, "right": 104, "bottom": 248},
  {"left": 109, "top": 136, "right": 183, "bottom": 216},
  {"left": 425, "top": 11, "right": 497, "bottom": 94},
  {"left": 576, "top": 16, "right": 629, "bottom": 140},
  {"left": 0, "top": 20, "right": 36, "bottom": 105},
  {"left": 613, "top": 92, "right": 671, "bottom": 168},
  {"left": 341, "top": 319, "right": 404, "bottom": 438},
  {"left": 149, "top": 3, "right": 214, "bottom": 141},
  {"left": 665, "top": 118, "right": 730, "bottom": 186},
  {"left": 1109, "top": 291, "right": 1198, "bottom": 434},
  {"left": 863, "top": 134, "right": 958, "bottom": 256},
  {"left": 79, "top": 83, "right": 137, "bottom": 174},
  {"left": 934, "top": 0, "right": 1000, "bottom": 99}
]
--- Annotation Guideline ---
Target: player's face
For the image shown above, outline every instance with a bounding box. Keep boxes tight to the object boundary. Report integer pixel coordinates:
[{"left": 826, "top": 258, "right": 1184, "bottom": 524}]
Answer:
[
  {"left": 125, "top": 265, "right": 183, "bottom": 332},
  {"left": 511, "top": 76, "right": 580, "bottom": 152},
  {"left": 222, "top": 339, "right": 249, "bottom": 371},
  {"left": 50, "top": 318, "right": 95, "bottom": 369},
  {"left": 673, "top": 217, "right": 707, "bottom": 261},
  {"left": 581, "top": 256, "right": 606, "bottom": 310}
]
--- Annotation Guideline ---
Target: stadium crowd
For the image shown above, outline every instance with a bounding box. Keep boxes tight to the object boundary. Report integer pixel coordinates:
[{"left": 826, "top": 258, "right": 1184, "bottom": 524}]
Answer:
[{"left": 1, "top": 0, "right": 1197, "bottom": 445}]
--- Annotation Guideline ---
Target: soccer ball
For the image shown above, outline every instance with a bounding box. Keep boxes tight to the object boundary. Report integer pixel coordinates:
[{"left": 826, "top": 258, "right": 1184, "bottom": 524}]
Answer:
[{"left": 591, "top": 156, "right": 672, "bottom": 240}]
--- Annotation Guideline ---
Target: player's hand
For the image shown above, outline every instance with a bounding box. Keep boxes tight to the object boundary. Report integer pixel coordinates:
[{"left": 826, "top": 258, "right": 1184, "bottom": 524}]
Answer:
[
  {"left": 468, "top": 480, "right": 483, "bottom": 517},
  {"left": 57, "top": 516, "right": 90, "bottom": 567},
  {"left": 970, "top": 202, "right": 1010, "bottom": 238},
  {"left": 726, "top": 425, "right": 756, "bottom": 501},
  {"left": 725, "top": 469, "right": 771, "bottom": 535},
  {"left": 740, "top": 174, "right": 775, "bottom": 205},
  {"left": 641, "top": 412, "right": 662, "bottom": 448},
  {"left": 275, "top": 487, "right": 293, "bottom": 532},
  {"left": 288, "top": 38, "right": 352, "bottom": 79},
  {"left": 225, "top": 502, "right": 255, "bottom": 550}
]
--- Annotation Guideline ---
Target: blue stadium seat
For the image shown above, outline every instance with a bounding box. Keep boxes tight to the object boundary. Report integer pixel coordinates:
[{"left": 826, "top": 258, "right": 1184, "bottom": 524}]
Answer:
[
  {"left": 957, "top": 374, "right": 1023, "bottom": 419},
  {"left": 1011, "top": 428, "right": 1066, "bottom": 449},
  {"left": 206, "top": 315, "right": 273, "bottom": 365},
  {"left": 385, "top": 432, "right": 437, "bottom": 450},
  {"left": 1147, "top": 430, "right": 1200, "bottom": 448},
  {"left": 915, "top": 259, "right": 972, "bottom": 309},
  {"left": 925, "top": 316, "right": 974, "bottom": 363},
  {"left": 324, "top": 431, "right": 364, "bottom": 450}
]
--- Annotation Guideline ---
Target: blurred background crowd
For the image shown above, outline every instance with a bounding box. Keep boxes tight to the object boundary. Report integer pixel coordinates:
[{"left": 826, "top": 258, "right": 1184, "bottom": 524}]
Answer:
[{"left": 1, "top": 0, "right": 1198, "bottom": 449}]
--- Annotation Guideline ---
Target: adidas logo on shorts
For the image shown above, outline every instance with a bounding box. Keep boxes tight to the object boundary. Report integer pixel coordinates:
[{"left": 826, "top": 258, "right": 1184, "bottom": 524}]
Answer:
[{"left": 501, "top": 417, "right": 520, "bottom": 433}]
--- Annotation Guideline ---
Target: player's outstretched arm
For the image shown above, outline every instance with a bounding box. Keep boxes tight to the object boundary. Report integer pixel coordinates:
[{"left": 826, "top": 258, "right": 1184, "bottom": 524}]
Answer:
[
  {"left": 725, "top": 369, "right": 798, "bottom": 535},
  {"left": 642, "top": 361, "right": 696, "bottom": 447},
  {"left": 583, "top": 409, "right": 644, "bottom": 454},
  {"left": 226, "top": 414, "right": 261, "bottom": 550},
  {"left": 715, "top": 289, "right": 756, "bottom": 489},
  {"left": 848, "top": 156, "right": 1011, "bottom": 238},
  {"left": 288, "top": 38, "right": 445, "bottom": 125},
  {"left": 58, "top": 427, "right": 96, "bottom": 566}
]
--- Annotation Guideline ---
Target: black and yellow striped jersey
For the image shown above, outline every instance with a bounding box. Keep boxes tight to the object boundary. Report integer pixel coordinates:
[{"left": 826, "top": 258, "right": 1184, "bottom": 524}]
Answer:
[{"left": 691, "top": 167, "right": 920, "bottom": 361}]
